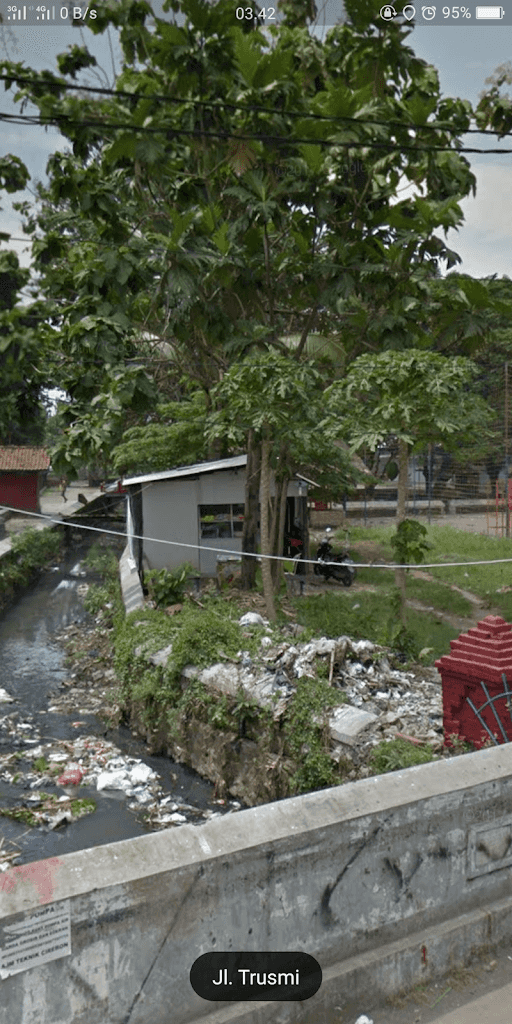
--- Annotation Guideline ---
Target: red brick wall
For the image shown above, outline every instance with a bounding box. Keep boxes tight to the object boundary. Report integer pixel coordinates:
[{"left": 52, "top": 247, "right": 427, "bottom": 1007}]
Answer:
[{"left": 0, "top": 472, "right": 39, "bottom": 512}]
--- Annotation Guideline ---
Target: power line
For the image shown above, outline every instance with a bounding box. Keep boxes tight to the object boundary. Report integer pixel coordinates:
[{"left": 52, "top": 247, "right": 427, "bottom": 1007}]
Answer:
[
  {"left": 0, "top": 72, "right": 502, "bottom": 138},
  {"left": 3, "top": 501, "right": 512, "bottom": 571},
  {"left": 0, "top": 109, "right": 510, "bottom": 154}
]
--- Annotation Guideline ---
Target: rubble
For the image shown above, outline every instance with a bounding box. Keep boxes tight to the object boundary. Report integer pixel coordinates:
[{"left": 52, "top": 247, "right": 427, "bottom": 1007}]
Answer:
[
  {"left": 0, "top": 837, "right": 22, "bottom": 871},
  {"left": 141, "top": 631, "right": 444, "bottom": 762},
  {"left": 19, "top": 604, "right": 451, "bottom": 820}
]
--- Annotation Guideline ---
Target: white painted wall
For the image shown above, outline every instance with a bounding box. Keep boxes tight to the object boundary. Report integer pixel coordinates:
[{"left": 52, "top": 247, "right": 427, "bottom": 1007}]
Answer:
[{"left": 140, "top": 469, "right": 302, "bottom": 575}]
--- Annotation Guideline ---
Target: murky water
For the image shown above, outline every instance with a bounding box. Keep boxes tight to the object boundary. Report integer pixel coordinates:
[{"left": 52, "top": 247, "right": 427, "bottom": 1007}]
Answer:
[{"left": 0, "top": 538, "right": 223, "bottom": 866}]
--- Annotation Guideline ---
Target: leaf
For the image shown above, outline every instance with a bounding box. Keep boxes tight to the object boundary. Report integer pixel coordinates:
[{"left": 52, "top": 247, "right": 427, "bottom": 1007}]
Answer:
[
  {"left": 234, "top": 33, "right": 261, "bottom": 87},
  {"left": 212, "top": 223, "right": 230, "bottom": 256},
  {"left": 226, "top": 140, "right": 259, "bottom": 177},
  {"left": 104, "top": 134, "right": 137, "bottom": 164},
  {"left": 134, "top": 136, "right": 165, "bottom": 165}
]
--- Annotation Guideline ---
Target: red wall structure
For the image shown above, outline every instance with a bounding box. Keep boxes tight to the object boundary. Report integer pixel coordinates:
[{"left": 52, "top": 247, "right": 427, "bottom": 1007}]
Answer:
[
  {"left": 0, "top": 473, "right": 39, "bottom": 512},
  {"left": 435, "top": 615, "right": 512, "bottom": 748},
  {"left": 0, "top": 448, "right": 50, "bottom": 513}
]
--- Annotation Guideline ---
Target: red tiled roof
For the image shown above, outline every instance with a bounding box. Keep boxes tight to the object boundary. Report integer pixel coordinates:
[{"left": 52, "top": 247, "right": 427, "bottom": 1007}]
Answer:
[{"left": 0, "top": 447, "right": 51, "bottom": 471}]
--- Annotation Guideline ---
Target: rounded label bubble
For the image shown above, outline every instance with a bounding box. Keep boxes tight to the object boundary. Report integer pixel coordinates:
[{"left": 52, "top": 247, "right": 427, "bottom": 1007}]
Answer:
[{"left": 190, "top": 951, "right": 322, "bottom": 1001}]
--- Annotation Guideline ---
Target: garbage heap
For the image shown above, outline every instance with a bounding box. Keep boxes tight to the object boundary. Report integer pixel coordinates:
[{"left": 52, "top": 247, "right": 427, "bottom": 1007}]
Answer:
[{"left": 134, "top": 611, "right": 444, "bottom": 788}]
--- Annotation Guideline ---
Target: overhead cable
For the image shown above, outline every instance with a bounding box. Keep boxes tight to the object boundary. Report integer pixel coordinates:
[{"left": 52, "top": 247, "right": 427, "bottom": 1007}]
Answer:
[
  {"left": 3, "top": 502, "right": 512, "bottom": 571},
  {"left": 0, "top": 110, "right": 510, "bottom": 154},
  {"left": 0, "top": 72, "right": 501, "bottom": 137}
]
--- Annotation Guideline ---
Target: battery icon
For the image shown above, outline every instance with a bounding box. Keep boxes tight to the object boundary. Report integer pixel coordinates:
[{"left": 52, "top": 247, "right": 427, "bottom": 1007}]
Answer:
[{"left": 475, "top": 6, "right": 505, "bottom": 15}]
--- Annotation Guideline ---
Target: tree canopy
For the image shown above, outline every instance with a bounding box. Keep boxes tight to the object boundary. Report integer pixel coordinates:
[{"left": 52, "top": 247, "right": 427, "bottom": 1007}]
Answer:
[{"left": 0, "top": 0, "right": 504, "bottom": 474}]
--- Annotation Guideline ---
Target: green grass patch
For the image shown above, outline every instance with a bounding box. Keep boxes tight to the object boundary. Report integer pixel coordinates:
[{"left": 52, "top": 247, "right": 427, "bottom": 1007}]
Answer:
[
  {"left": 339, "top": 522, "right": 511, "bottom": 594},
  {"left": 404, "top": 578, "right": 473, "bottom": 616},
  {"left": 0, "top": 806, "right": 38, "bottom": 826},
  {"left": 345, "top": 524, "right": 396, "bottom": 549},
  {"left": 285, "top": 676, "right": 349, "bottom": 793},
  {"left": 424, "top": 525, "right": 512, "bottom": 595},
  {"left": 70, "top": 798, "right": 96, "bottom": 817},
  {"left": 370, "top": 738, "right": 437, "bottom": 774},
  {"left": 335, "top": 523, "right": 512, "bottom": 620}
]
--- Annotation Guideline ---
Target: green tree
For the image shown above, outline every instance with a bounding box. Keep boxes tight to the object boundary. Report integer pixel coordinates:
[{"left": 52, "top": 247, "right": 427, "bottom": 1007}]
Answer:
[
  {"left": 0, "top": 0, "right": 497, "bottom": 469},
  {"left": 111, "top": 390, "right": 208, "bottom": 475},
  {"left": 331, "top": 350, "right": 494, "bottom": 617},
  {"left": 0, "top": 251, "right": 48, "bottom": 444},
  {"left": 207, "top": 350, "right": 355, "bottom": 618}
]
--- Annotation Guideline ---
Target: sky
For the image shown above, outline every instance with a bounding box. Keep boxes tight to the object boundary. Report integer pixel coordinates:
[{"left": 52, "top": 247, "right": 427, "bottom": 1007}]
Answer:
[{"left": 0, "top": 11, "right": 511, "bottom": 283}]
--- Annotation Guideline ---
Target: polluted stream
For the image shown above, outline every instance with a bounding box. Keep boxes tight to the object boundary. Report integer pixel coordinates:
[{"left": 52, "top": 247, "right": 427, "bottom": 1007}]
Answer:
[{"left": 0, "top": 537, "right": 239, "bottom": 870}]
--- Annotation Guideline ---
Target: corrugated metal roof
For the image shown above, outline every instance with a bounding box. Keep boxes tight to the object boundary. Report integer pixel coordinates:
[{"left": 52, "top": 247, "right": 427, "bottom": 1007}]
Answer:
[
  {"left": 0, "top": 447, "right": 50, "bottom": 471},
  {"left": 123, "top": 454, "right": 248, "bottom": 486}
]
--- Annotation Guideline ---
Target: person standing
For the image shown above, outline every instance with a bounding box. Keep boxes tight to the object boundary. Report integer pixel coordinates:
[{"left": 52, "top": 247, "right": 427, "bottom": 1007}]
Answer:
[{"left": 60, "top": 476, "right": 68, "bottom": 503}]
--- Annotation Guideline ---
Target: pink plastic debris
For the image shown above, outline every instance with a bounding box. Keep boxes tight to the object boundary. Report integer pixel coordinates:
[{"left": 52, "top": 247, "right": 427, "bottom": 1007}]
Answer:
[{"left": 57, "top": 767, "right": 83, "bottom": 785}]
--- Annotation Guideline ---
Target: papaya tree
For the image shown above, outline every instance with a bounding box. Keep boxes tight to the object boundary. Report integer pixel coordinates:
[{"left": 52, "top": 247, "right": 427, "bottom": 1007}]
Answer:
[{"left": 330, "top": 350, "right": 494, "bottom": 617}]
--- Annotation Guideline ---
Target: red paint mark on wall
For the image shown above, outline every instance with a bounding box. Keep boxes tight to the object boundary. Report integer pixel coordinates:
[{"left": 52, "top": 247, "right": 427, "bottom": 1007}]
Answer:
[{"left": 0, "top": 857, "right": 64, "bottom": 904}]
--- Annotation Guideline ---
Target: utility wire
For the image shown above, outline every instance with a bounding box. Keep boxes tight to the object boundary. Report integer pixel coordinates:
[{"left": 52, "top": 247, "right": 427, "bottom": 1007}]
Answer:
[
  {"left": 0, "top": 109, "right": 510, "bottom": 154},
  {"left": 3, "top": 501, "right": 512, "bottom": 571},
  {"left": 0, "top": 72, "right": 502, "bottom": 137}
]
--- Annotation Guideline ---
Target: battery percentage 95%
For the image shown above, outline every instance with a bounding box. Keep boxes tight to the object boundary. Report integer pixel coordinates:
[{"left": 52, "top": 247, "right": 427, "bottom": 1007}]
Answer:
[{"left": 442, "top": 5, "right": 471, "bottom": 14}]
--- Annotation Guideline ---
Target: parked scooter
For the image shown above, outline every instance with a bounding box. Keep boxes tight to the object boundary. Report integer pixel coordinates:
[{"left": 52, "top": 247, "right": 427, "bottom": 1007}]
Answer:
[{"left": 314, "top": 527, "right": 356, "bottom": 587}]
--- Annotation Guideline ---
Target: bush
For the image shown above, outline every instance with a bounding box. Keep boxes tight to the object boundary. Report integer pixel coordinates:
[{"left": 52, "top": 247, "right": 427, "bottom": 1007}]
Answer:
[
  {"left": 369, "top": 738, "right": 436, "bottom": 774},
  {"left": 164, "top": 602, "right": 245, "bottom": 683},
  {"left": 145, "top": 563, "right": 195, "bottom": 607},
  {"left": 284, "top": 676, "right": 348, "bottom": 794},
  {"left": 84, "top": 584, "right": 113, "bottom": 617},
  {"left": 0, "top": 527, "right": 63, "bottom": 602}
]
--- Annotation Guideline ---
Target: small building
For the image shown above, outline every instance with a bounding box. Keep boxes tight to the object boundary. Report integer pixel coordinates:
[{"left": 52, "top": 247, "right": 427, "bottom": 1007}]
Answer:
[
  {"left": 0, "top": 446, "right": 50, "bottom": 513},
  {"left": 123, "top": 455, "right": 309, "bottom": 577}
]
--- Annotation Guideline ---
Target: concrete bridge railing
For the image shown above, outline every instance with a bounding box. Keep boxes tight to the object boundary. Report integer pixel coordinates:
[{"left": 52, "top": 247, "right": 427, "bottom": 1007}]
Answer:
[{"left": 2, "top": 742, "right": 512, "bottom": 1023}]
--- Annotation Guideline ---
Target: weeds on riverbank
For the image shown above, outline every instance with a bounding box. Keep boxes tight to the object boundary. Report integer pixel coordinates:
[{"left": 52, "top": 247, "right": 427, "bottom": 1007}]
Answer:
[
  {"left": 0, "top": 528, "right": 63, "bottom": 609},
  {"left": 83, "top": 548, "right": 356, "bottom": 798}
]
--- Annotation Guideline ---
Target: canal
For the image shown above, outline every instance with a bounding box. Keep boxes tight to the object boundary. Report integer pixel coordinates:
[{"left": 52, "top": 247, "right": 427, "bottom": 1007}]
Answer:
[{"left": 0, "top": 532, "right": 235, "bottom": 869}]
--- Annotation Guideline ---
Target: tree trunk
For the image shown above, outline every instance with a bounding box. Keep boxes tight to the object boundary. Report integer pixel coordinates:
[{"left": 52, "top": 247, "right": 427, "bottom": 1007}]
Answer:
[
  {"left": 395, "top": 437, "right": 409, "bottom": 624},
  {"left": 241, "top": 429, "right": 261, "bottom": 590},
  {"left": 260, "top": 432, "right": 276, "bottom": 620},
  {"left": 271, "top": 476, "right": 289, "bottom": 590}
]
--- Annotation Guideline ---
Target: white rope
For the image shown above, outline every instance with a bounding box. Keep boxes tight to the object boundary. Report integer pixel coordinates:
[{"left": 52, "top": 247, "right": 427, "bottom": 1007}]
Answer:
[{"left": 1, "top": 502, "right": 511, "bottom": 572}]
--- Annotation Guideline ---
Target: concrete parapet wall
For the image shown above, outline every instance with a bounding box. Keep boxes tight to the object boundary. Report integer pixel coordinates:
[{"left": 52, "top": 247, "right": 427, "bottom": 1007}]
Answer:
[
  {"left": 2, "top": 745, "right": 512, "bottom": 1023},
  {"left": 310, "top": 501, "right": 445, "bottom": 528}
]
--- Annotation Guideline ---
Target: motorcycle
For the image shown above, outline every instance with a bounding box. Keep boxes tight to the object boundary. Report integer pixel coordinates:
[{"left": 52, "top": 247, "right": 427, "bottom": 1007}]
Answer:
[{"left": 314, "top": 527, "right": 356, "bottom": 587}]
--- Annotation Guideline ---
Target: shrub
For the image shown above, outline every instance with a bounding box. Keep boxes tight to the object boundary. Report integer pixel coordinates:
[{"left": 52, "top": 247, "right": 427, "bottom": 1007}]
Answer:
[
  {"left": 284, "top": 676, "right": 348, "bottom": 794},
  {"left": 145, "top": 563, "right": 195, "bottom": 606},
  {"left": 0, "top": 527, "right": 63, "bottom": 601},
  {"left": 369, "top": 738, "right": 436, "bottom": 774},
  {"left": 165, "top": 603, "right": 245, "bottom": 682}
]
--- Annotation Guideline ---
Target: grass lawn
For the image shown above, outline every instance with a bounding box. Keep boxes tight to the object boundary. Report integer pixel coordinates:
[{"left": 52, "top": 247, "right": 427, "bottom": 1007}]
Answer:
[
  {"left": 293, "top": 522, "right": 512, "bottom": 662},
  {"left": 344, "top": 523, "right": 512, "bottom": 617}
]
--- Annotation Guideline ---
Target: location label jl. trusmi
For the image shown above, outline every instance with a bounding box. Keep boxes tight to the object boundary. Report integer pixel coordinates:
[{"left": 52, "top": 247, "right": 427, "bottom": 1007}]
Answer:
[{"left": 190, "top": 951, "right": 322, "bottom": 1002}]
